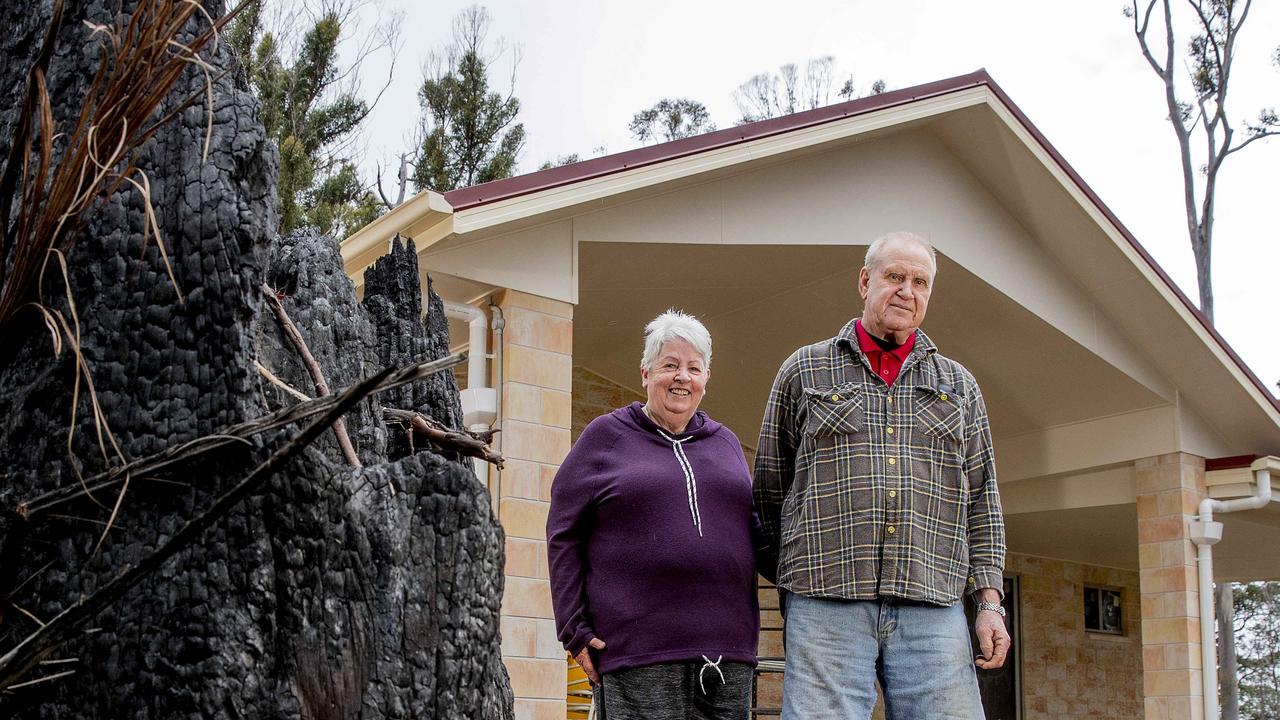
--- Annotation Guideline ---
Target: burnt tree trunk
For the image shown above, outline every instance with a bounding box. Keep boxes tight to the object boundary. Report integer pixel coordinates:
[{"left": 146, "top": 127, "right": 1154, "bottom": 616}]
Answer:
[{"left": 0, "top": 2, "right": 512, "bottom": 718}]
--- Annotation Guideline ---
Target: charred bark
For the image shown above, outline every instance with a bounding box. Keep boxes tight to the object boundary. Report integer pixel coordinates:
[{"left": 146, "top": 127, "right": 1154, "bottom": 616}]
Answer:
[{"left": 0, "top": 1, "right": 512, "bottom": 717}]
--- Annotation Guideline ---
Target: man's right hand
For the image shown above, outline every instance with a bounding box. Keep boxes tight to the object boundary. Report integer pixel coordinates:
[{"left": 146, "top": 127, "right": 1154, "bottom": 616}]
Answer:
[{"left": 576, "top": 637, "right": 607, "bottom": 685}]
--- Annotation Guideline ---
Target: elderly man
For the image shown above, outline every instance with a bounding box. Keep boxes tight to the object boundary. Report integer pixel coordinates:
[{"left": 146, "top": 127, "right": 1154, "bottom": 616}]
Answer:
[{"left": 753, "top": 231, "right": 1008, "bottom": 719}]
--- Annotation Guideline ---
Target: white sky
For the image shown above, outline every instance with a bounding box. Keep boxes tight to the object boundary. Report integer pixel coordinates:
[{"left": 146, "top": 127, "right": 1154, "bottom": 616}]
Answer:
[{"left": 346, "top": 0, "right": 1279, "bottom": 396}]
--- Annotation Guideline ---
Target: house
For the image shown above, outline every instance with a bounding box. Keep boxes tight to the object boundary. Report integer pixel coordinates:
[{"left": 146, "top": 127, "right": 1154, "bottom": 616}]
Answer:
[{"left": 341, "top": 70, "right": 1280, "bottom": 720}]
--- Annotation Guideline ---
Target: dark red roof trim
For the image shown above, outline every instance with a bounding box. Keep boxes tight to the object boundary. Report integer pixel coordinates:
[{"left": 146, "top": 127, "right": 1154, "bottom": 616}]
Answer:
[
  {"left": 441, "top": 70, "right": 992, "bottom": 211},
  {"left": 1206, "top": 455, "right": 1263, "bottom": 472},
  {"left": 441, "top": 69, "right": 1280, "bottom": 417}
]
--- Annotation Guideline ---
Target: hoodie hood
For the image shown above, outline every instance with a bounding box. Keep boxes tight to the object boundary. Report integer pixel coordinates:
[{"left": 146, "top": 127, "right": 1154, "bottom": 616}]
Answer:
[{"left": 616, "top": 401, "right": 723, "bottom": 441}]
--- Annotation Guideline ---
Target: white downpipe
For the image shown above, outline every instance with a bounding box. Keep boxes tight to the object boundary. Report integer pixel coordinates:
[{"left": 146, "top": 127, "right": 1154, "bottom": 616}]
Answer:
[
  {"left": 442, "top": 302, "right": 494, "bottom": 489},
  {"left": 443, "top": 302, "right": 487, "bottom": 392},
  {"left": 1190, "top": 457, "right": 1275, "bottom": 720},
  {"left": 489, "top": 302, "right": 505, "bottom": 515}
]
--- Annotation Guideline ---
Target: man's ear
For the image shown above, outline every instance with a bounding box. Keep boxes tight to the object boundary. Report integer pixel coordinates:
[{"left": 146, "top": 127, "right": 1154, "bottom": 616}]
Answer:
[{"left": 858, "top": 267, "right": 871, "bottom": 299}]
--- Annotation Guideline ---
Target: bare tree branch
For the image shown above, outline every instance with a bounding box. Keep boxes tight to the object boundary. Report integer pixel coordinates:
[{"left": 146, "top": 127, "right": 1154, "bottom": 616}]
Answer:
[
  {"left": 261, "top": 283, "right": 360, "bottom": 467},
  {"left": 15, "top": 353, "right": 467, "bottom": 520},
  {"left": 383, "top": 408, "right": 503, "bottom": 468}
]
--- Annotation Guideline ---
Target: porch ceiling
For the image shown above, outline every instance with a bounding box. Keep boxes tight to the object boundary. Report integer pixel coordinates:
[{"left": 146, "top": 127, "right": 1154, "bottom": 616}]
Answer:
[
  {"left": 1002, "top": 503, "right": 1280, "bottom": 581},
  {"left": 572, "top": 241, "right": 1166, "bottom": 445},
  {"left": 1004, "top": 504, "right": 1139, "bottom": 570}
]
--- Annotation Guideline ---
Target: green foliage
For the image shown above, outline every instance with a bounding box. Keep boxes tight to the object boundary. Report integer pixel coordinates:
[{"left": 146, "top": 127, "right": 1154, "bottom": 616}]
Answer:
[
  {"left": 412, "top": 6, "right": 525, "bottom": 192},
  {"left": 228, "top": 2, "right": 384, "bottom": 237},
  {"left": 1234, "top": 582, "right": 1280, "bottom": 720},
  {"left": 629, "top": 99, "right": 715, "bottom": 143}
]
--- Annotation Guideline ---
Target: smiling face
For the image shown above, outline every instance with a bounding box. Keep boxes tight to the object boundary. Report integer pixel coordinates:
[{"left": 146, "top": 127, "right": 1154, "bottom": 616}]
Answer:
[
  {"left": 640, "top": 338, "right": 709, "bottom": 433},
  {"left": 859, "top": 237, "right": 936, "bottom": 343}
]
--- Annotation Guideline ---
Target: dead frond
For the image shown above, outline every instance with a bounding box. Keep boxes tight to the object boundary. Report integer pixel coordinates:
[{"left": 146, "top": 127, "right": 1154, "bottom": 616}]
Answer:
[{"left": 0, "top": 0, "right": 252, "bottom": 540}]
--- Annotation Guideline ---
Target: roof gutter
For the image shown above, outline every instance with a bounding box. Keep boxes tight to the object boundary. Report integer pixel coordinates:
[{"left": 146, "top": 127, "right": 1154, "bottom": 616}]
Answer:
[{"left": 1190, "top": 455, "right": 1278, "bottom": 719}]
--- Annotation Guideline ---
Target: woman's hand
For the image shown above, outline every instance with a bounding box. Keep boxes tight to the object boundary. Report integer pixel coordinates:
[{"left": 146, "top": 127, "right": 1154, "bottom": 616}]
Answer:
[{"left": 575, "top": 637, "right": 607, "bottom": 685}]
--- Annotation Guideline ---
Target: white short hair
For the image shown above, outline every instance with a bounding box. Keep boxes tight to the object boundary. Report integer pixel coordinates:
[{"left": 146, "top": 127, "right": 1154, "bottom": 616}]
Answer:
[
  {"left": 865, "top": 231, "right": 937, "bottom": 274},
  {"left": 640, "top": 309, "right": 712, "bottom": 371}
]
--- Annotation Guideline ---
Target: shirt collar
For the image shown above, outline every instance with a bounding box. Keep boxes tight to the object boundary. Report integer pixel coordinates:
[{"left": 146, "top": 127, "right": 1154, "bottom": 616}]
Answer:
[
  {"left": 853, "top": 319, "right": 916, "bottom": 362},
  {"left": 835, "top": 318, "right": 936, "bottom": 359}
]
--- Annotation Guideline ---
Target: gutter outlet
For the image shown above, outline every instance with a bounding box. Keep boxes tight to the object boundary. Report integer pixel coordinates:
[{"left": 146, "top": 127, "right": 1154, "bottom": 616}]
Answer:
[{"left": 1190, "top": 456, "right": 1276, "bottom": 720}]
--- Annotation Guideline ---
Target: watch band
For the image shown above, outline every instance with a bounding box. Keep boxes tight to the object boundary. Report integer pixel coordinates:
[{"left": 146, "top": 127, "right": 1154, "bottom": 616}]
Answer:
[{"left": 976, "top": 601, "right": 1007, "bottom": 617}]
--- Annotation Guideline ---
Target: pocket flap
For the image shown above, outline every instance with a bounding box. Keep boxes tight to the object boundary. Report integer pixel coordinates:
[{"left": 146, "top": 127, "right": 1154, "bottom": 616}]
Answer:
[
  {"left": 914, "top": 385, "right": 963, "bottom": 440},
  {"left": 804, "top": 385, "right": 864, "bottom": 436}
]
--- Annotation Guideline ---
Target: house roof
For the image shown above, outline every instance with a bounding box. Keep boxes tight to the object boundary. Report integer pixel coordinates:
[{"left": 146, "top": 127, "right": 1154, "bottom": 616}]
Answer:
[
  {"left": 438, "top": 69, "right": 1280, "bottom": 418},
  {"left": 442, "top": 71, "right": 993, "bottom": 211}
]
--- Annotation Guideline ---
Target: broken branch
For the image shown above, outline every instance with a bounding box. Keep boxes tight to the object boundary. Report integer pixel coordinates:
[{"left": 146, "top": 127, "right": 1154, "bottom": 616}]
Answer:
[
  {"left": 383, "top": 408, "right": 504, "bottom": 469},
  {"left": 16, "top": 353, "right": 467, "bottom": 520},
  {"left": 261, "top": 283, "right": 360, "bottom": 468}
]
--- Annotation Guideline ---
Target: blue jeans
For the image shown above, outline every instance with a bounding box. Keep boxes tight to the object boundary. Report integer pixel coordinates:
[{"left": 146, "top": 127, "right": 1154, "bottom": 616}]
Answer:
[{"left": 781, "top": 594, "right": 984, "bottom": 720}]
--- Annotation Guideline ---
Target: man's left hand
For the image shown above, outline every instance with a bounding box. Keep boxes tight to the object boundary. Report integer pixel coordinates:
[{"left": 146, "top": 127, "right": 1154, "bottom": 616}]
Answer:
[{"left": 974, "top": 606, "right": 1010, "bottom": 670}]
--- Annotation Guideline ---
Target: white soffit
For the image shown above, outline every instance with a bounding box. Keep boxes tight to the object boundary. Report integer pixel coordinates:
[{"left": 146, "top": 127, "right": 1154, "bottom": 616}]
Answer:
[{"left": 422, "top": 219, "right": 576, "bottom": 304}]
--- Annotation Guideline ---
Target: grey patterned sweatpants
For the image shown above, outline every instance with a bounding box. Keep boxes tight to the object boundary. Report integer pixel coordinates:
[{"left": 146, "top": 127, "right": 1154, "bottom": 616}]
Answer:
[{"left": 594, "top": 660, "right": 753, "bottom": 720}]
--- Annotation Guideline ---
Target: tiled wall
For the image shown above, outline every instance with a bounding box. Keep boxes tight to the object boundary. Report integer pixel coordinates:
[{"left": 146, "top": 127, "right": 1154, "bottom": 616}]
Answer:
[
  {"left": 1135, "top": 453, "right": 1207, "bottom": 720},
  {"left": 1009, "top": 553, "right": 1144, "bottom": 719},
  {"left": 496, "top": 290, "right": 573, "bottom": 720},
  {"left": 570, "top": 367, "right": 645, "bottom": 442}
]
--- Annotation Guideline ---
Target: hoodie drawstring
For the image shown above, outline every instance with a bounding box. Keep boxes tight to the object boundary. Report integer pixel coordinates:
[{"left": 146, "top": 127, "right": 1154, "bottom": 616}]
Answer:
[
  {"left": 654, "top": 427, "right": 702, "bottom": 537},
  {"left": 698, "top": 654, "right": 724, "bottom": 694}
]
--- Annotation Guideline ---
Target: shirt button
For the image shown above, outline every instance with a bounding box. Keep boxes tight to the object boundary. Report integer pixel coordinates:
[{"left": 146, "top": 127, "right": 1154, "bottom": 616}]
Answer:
[
  {"left": 831, "top": 394, "right": 841, "bottom": 402},
  {"left": 882, "top": 370, "right": 889, "bottom": 375},
  {"left": 888, "top": 457, "right": 896, "bottom": 465},
  {"left": 886, "top": 427, "right": 894, "bottom": 435},
  {"left": 940, "top": 393, "right": 949, "bottom": 402},
  {"left": 886, "top": 525, "right": 896, "bottom": 535},
  {"left": 888, "top": 490, "right": 897, "bottom": 498},
  {"left": 886, "top": 396, "right": 893, "bottom": 404}
]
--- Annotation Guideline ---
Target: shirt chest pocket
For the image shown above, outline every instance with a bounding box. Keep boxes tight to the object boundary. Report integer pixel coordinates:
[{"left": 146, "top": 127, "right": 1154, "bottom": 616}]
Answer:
[
  {"left": 803, "top": 385, "right": 864, "bottom": 438},
  {"left": 913, "top": 385, "right": 964, "bottom": 443}
]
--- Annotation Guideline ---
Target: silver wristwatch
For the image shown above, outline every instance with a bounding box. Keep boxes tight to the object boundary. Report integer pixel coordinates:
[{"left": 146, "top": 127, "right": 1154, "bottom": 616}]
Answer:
[{"left": 976, "top": 601, "right": 1007, "bottom": 617}]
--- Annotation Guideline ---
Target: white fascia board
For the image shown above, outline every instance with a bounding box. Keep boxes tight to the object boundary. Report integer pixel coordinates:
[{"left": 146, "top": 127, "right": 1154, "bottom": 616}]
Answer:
[
  {"left": 450, "top": 89, "right": 990, "bottom": 235},
  {"left": 1206, "top": 464, "right": 1279, "bottom": 502},
  {"left": 979, "top": 94, "right": 1280, "bottom": 432},
  {"left": 341, "top": 190, "right": 454, "bottom": 283}
]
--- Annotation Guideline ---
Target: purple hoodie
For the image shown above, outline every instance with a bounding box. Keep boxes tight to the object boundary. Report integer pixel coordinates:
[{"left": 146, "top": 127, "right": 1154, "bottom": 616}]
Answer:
[{"left": 546, "top": 402, "right": 759, "bottom": 674}]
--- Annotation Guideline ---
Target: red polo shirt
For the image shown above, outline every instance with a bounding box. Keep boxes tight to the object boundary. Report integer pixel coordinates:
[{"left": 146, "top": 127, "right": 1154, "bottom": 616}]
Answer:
[{"left": 855, "top": 319, "right": 916, "bottom": 387}]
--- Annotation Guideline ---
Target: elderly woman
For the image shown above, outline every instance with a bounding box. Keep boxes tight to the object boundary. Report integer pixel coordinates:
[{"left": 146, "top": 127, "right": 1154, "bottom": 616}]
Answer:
[{"left": 547, "top": 309, "right": 759, "bottom": 720}]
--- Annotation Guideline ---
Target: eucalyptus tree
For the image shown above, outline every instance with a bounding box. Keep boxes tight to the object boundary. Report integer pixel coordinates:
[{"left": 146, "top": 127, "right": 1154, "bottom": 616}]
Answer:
[{"left": 1126, "top": 0, "right": 1278, "bottom": 322}]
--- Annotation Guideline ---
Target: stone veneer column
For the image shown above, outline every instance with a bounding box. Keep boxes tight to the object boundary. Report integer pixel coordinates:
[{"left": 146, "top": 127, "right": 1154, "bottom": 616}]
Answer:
[
  {"left": 1135, "top": 453, "right": 1208, "bottom": 720},
  {"left": 494, "top": 290, "right": 573, "bottom": 720}
]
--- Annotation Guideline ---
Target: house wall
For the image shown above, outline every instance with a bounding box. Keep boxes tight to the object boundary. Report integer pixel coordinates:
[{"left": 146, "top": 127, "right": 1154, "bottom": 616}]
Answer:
[
  {"left": 495, "top": 290, "right": 574, "bottom": 720},
  {"left": 1010, "top": 554, "right": 1144, "bottom": 719},
  {"left": 571, "top": 367, "right": 644, "bottom": 443}
]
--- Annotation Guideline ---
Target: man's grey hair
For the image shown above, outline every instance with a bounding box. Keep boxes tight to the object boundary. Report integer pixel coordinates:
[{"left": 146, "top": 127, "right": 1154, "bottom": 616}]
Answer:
[
  {"left": 864, "top": 231, "right": 938, "bottom": 274},
  {"left": 640, "top": 309, "right": 713, "bottom": 371}
]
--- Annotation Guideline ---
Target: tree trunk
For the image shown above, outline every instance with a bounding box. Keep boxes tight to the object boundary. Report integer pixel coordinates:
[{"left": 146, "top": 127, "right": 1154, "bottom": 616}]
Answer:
[
  {"left": 1219, "top": 582, "right": 1239, "bottom": 720},
  {"left": 0, "top": 2, "right": 512, "bottom": 717}
]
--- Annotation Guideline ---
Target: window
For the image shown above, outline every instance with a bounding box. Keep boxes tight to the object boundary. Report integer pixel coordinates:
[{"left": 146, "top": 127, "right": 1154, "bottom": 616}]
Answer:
[{"left": 1083, "top": 585, "right": 1123, "bottom": 634}]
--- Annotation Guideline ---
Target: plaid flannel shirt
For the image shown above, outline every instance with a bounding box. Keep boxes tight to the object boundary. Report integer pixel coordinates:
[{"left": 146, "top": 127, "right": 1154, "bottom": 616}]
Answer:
[{"left": 752, "top": 320, "right": 1004, "bottom": 606}]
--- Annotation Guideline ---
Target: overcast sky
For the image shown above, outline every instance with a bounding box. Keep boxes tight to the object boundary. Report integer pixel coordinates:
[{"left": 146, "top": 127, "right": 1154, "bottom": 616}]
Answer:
[{"left": 344, "top": 0, "right": 1279, "bottom": 396}]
